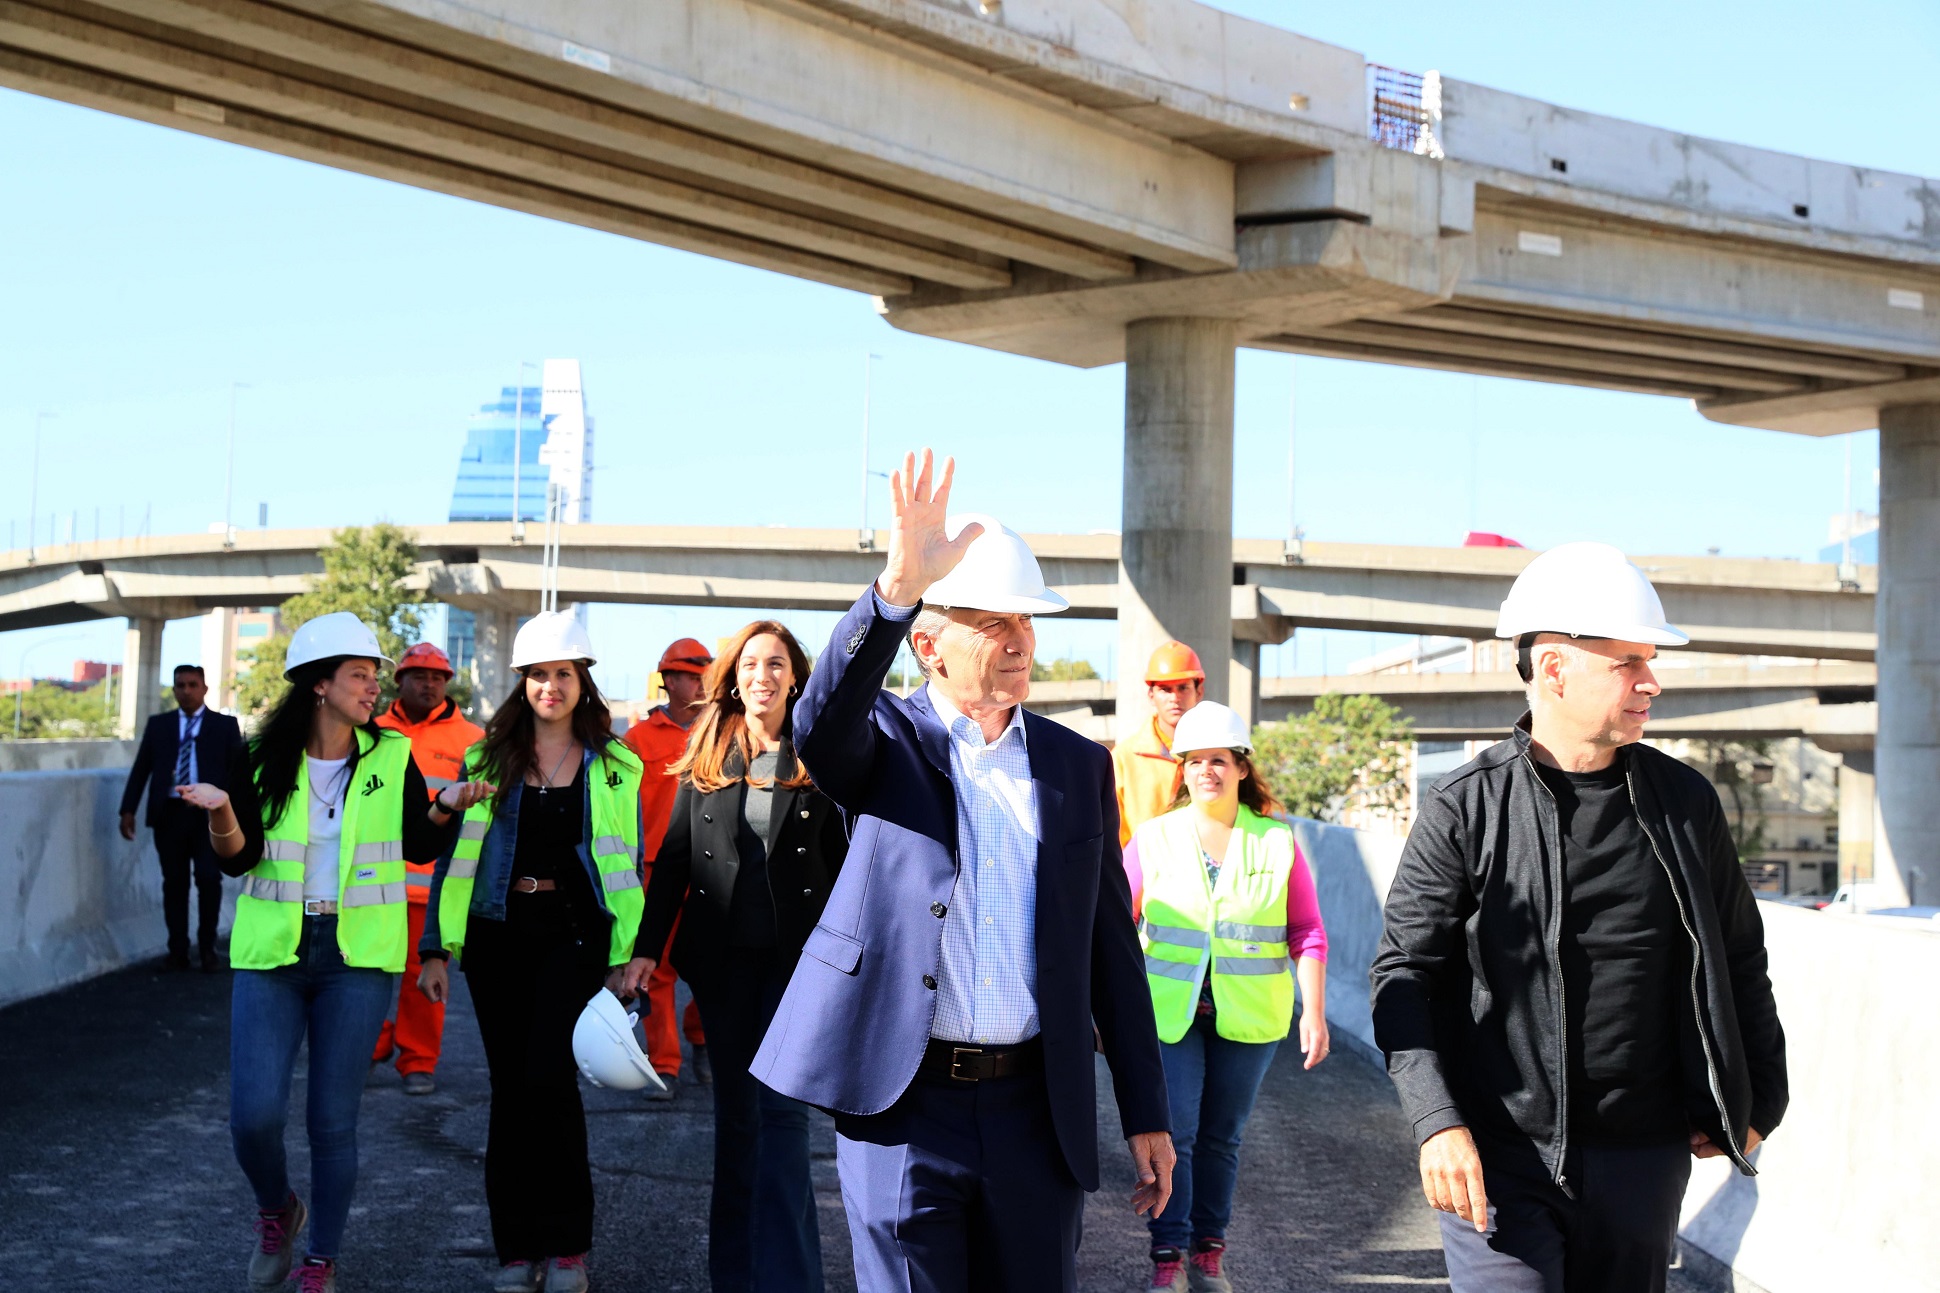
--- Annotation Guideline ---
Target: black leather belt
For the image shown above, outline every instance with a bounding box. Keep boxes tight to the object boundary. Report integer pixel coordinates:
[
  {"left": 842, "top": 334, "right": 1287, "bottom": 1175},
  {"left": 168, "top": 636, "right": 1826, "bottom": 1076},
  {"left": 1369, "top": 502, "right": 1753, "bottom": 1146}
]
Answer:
[{"left": 919, "top": 1036, "right": 1042, "bottom": 1083}]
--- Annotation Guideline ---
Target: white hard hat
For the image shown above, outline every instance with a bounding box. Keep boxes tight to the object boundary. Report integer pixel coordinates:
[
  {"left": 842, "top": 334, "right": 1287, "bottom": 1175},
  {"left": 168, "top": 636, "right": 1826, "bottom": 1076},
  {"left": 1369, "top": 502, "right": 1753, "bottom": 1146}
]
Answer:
[
  {"left": 571, "top": 989, "right": 667, "bottom": 1093},
  {"left": 922, "top": 514, "right": 1069, "bottom": 615},
  {"left": 510, "top": 611, "right": 597, "bottom": 670},
  {"left": 1495, "top": 542, "right": 1688, "bottom": 646},
  {"left": 1170, "top": 700, "right": 1252, "bottom": 757},
  {"left": 283, "top": 611, "right": 391, "bottom": 678}
]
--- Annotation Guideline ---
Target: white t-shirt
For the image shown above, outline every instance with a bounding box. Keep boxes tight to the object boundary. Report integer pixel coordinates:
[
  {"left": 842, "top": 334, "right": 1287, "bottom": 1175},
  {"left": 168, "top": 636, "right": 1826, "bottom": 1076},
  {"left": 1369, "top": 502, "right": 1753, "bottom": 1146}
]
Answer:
[{"left": 304, "top": 756, "right": 350, "bottom": 902}]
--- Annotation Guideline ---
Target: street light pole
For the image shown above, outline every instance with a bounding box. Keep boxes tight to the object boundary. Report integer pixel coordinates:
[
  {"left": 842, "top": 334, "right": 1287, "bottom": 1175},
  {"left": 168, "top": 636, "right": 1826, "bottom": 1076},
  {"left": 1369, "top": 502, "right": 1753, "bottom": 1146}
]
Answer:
[
  {"left": 225, "top": 383, "right": 250, "bottom": 549},
  {"left": 27, "top": 412, "right": 54, "bottom": 565}
]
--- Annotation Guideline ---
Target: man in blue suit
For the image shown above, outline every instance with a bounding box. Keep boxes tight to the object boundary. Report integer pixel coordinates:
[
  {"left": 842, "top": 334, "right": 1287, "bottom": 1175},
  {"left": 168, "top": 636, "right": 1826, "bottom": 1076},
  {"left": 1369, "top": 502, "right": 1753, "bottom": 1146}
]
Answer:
[
  {"left": 118, "top": 664, "right": 247, "bottom": 972},
  {"left": 753, "top": 450, "right": 1174, "bottom": 1292}
]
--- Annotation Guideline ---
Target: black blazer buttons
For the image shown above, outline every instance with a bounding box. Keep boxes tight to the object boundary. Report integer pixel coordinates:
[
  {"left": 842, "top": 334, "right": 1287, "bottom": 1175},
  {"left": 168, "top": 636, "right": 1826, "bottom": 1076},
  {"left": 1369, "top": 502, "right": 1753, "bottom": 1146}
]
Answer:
[
  {"left": 922, "top": 975, "right": 937, "bottom": 990},
  {"left": 930, "top": 901, "right": 947, "bottom": 918},
  {"left": 797, "top": 846, "right": 807, "bottom": 855},
  {"left": 702, "top": 813, "right": 712, "bottom": 823},
  {"left": 703, "top": 849, "right": 713, "bottom": 859},
  {"left": 802, "top": 888, "right": 813, "bottom": 896},
  {"left": 799, "top": 809, "right": 810, "bottom": 819}
]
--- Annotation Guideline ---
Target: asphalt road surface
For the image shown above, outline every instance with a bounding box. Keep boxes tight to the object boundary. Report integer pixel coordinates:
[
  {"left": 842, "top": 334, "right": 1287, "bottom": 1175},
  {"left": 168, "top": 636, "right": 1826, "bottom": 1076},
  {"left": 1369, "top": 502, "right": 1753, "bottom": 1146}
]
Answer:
[{"left": 0, "top": 959, "right": 1732, "bottom": 1292}]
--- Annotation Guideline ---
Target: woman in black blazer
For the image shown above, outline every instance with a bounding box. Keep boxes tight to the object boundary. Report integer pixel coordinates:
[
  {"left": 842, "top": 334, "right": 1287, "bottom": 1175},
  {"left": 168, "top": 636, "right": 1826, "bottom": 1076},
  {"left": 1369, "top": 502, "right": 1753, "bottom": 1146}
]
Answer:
[{"left": 624, "top": 620, "right": 846, "bottom": 1293}]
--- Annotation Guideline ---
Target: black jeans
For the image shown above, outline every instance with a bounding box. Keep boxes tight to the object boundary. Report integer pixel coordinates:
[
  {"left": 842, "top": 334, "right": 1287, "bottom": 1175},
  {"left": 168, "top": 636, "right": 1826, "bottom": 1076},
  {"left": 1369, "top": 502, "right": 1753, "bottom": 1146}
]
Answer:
[
  {"left": 1440, "top": 1135, "right": 1692, "bottom": 1293},
  {"left": 462, "top": 893, "right": 611, "bottom": 1265},
  {"left": 690, "top": 947, "right": 823, "bottom": 1293},
  {"left": 155, "top": 806, "right": 223, "bottom": 961}
]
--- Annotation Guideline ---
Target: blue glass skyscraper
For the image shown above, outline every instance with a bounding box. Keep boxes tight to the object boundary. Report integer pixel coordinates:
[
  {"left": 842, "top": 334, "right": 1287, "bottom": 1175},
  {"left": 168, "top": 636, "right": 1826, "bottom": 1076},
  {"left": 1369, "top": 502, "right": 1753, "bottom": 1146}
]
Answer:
[{"left": 450, "top": 384, "right": 549, "bottom": 522}]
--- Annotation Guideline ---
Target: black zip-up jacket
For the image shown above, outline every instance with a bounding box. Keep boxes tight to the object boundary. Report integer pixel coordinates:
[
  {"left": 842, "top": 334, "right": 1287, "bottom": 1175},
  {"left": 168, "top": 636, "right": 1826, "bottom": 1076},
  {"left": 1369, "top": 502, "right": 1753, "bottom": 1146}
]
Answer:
[{"left": 1370, "top": 720, "right": 1787, "bottom": 1188}]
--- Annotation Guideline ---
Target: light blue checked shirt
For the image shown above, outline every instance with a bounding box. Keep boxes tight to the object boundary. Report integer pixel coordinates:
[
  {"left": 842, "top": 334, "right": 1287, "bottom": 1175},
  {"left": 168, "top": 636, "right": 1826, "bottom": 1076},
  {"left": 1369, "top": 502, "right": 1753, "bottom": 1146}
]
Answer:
[{"left": 925, "top": 684, "right": 1042, "bottom": 1046}]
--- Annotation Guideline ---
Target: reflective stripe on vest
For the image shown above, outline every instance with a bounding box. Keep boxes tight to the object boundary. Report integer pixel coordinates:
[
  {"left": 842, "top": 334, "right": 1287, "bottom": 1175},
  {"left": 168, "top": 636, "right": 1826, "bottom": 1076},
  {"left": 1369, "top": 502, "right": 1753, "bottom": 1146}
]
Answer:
[
  {"left": 229, "top": 728, "right": 414, "bottom": 974},
  {"left": 435, "top": 744, "right": 644, "bottom": 967},
  {"left": 1136, "top": 806, "right": 1302, "bottom": 1044}
]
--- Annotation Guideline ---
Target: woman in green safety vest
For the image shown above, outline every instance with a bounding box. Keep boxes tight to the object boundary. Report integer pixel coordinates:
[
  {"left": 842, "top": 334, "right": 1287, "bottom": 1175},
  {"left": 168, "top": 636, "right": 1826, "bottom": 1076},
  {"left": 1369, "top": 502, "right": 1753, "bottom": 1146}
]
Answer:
[
  {"left": 1122, "top": 701, "right": 1331, "bottom": 1293},
  {"left": 416, "top": 611, "right": 650, "bottom": 1293},
  {"left": 181, "top": 612, "right": 489, "bottom": 1293}
]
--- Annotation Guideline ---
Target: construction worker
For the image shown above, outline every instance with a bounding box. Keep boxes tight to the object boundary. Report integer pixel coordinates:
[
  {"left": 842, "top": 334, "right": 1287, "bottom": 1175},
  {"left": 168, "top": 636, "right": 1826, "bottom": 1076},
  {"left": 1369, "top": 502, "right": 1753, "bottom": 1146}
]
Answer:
[
  {"left": 1371, "top": 543, "right": 1787, "bottom": 1293},
  {"left": 621, "top": 638, "right": 714, "bottom": 1094},
  {"left": 371, "top": 642, "right": 484, "bottom": 1095},
  {"left": 1113, "top": 641, "right": 1207, "bottom": 845}
]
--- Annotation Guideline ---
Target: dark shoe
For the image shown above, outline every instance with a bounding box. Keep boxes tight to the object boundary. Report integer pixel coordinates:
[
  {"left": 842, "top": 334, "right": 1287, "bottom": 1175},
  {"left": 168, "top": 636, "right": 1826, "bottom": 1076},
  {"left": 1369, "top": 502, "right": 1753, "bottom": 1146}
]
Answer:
[
  {"left": 249, "top": 1193, "right": 307, "bottom": 1289},
  {"left": 162, "top": 953, "right": 192, "bottom": 973},
  {"left": 294, "top": 1256, "right": 336, "bottom": 1293},
  {"left": 401, "top": 1072, "right": 436, "bottom": 1096},
  {"left": 544, "top": 1254, "right": 589, "bottom": 1293},
  {"left": 643, "top": 1073, "right": 677, "bottom": 1103},
  {"left": 199, "top": 951, "right": 222, "bottom": 973},
  {"left": 1188, "top": 1239, "right": 1232, "bottom": 1292},
  {"left": 494, "top": 1260, "right": 545, "bottom": 1293},
  {"left": 1148, "top": 1248, "right": 1187, "bottom": 1292},
  {"left": 689, "top": 1044, "right": 713, "bottom": 1086}
]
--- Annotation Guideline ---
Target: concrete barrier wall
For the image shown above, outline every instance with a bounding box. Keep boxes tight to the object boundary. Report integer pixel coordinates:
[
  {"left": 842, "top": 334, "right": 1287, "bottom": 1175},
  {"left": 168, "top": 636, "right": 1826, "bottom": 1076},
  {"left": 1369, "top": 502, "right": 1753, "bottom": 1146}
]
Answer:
[
  {"left": 0, "top": 766, "right": 233, "bottom": 1008},
  {"left": 1288, "top": 815, "right": 1940, "bottom": 1293}
]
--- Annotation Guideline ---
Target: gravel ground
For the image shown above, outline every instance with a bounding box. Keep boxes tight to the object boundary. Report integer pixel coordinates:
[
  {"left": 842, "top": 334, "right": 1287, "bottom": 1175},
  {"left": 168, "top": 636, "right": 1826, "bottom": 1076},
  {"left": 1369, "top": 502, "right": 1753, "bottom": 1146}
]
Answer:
[{"left": 0, "top": 959, "right": 1730, "bottom": 1293}]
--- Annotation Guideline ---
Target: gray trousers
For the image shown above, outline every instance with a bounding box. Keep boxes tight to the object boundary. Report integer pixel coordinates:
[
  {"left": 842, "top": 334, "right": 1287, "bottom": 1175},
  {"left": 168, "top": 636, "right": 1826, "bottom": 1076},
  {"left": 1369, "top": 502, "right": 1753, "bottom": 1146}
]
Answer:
[{"left": 1440, "top": 1139, "right": 1691, "bottom": 1293}]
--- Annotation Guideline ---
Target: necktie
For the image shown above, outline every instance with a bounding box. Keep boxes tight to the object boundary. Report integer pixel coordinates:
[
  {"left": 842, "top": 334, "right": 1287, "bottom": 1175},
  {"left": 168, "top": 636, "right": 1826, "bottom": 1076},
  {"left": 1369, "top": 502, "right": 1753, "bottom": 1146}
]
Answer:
[{"left": 175, "top": 711, "right": 199, "bottom": 788}]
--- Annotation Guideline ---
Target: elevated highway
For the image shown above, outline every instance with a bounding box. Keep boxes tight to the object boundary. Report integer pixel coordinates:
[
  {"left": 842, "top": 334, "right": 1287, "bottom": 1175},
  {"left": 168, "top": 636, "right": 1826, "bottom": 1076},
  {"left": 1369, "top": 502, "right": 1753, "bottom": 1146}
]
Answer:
[
  {"left": 0, "top": 524, "right": 1879, "bottom": 731},
  {"left": 2, "top": 0, "right": 1933, "bottom": 898}
]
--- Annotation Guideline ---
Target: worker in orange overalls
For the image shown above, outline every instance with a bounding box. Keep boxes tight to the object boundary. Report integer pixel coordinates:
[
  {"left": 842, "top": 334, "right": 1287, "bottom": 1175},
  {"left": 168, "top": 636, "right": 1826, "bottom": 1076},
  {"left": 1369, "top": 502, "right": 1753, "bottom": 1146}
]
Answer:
[
  {"left": 1111, "top": 641, "right": 1208, "bottom": 846},
  {"left": 372, "top": 641, "right": 484, "bottom": 1095},
  {"left": 623, "top": 637, "right": 713, "bottom": 1097}
]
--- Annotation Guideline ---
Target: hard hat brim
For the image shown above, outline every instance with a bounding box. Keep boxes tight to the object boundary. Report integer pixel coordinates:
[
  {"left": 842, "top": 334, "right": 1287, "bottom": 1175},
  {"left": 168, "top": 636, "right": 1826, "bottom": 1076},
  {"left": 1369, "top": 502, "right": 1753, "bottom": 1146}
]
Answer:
[
  {"left": 927, "top": 589, "right": 1069, "bottom": 615},
  {"left": 1145, "top": 669, "right": 1206, "bottom": 684},
  {"left": 1496, "top": 619, "right": 1691, "bottom": 648},
  {"left": 282, "top": 651, "right": 393, "bottom": 681}
]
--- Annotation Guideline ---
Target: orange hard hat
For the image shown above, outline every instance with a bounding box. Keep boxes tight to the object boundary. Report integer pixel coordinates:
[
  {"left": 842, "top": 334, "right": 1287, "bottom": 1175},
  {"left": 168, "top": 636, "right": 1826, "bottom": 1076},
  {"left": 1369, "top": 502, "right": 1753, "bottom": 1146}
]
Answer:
[
  {"left": 657, "top": 637, "right": 714, "bottom": 675},
  {"left": 395, "top": 642, "right": 455, "bottom": 677},
  {"left": 1145, "top": 640, "right": 1205, "bottom": 684}
]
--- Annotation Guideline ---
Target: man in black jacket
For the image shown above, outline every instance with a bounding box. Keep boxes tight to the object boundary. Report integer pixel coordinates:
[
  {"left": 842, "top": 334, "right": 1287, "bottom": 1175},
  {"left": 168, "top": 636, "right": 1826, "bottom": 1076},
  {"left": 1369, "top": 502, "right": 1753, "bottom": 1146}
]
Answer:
[
  {"left": 118, "top": 665, "right": 247, "bottom": 971},
  {"left": 1371, "top": 543, "right": 1786, "bottom": 1293}
]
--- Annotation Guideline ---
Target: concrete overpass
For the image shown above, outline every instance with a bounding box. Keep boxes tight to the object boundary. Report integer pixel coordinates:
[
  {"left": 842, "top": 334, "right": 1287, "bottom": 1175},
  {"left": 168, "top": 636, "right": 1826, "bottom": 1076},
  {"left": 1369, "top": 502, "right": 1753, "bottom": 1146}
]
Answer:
[
  {"left": 0, "top": 524, "right": 1878, "bottom": 730},
  {"left": 1, "top": 0, "right": 1933, "bottom": 898}
]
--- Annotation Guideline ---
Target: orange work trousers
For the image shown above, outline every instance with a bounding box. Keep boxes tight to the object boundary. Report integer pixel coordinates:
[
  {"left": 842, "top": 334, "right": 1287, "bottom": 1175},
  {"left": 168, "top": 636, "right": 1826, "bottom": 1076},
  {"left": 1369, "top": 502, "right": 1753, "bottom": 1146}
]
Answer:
[
  {"left": 641, "top": 913, "right": 705, "bottom": 1077},
  {"left": 373, "top": 901, "right": 445, "bottom": 1076}
]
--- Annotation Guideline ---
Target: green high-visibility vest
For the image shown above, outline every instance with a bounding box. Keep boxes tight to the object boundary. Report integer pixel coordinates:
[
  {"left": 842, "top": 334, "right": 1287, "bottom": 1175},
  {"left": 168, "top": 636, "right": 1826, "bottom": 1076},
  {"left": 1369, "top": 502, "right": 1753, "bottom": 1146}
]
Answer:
[
  {"left": 1137, "top": 805, "right": 1299, "bottom": 1044},
  {"left": 434, "top": 742, "right": 645, "bottom": 967},
  {"left": 231, "top": 728, "right": 414, "bottom": 972}
]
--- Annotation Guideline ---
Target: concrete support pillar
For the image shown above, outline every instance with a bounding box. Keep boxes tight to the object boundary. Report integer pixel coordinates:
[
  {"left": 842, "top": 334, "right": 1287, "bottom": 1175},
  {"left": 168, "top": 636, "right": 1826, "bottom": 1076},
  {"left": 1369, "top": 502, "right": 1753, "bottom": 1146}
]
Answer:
[
  {"left": 1119, "top": 317, "right": 1236, "bottom": 730},
  {"left": 1876, "top": 403, "right": 1940, "bottom": 906},
  {"left": 1837, "top": 750, "right": 1876, "bottom": 886},
  {"left": 1229, "top": 640, "right": 1261, "bottom": 731},
  {"left": 472, "top": 610, "right": 517, "bottom": 721},
  {"left": 118, "top": 617, "right": 164, "bottom": 739}
]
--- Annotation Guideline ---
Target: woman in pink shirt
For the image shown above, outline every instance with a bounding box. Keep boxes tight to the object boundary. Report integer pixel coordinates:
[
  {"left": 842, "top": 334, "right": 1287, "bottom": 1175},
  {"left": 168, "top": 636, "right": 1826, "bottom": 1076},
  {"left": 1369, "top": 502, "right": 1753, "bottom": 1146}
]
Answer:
[{"left": 1124, "top": 702, "right": 1329, "bottom": 1293}]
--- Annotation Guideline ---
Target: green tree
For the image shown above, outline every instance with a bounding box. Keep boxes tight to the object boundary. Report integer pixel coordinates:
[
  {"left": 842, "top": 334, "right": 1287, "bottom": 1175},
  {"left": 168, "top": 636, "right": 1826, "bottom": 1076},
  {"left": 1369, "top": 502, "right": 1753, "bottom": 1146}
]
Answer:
[
  {"left": 1030, "top": 657, "right": 1101, "bottom": 682},
  {"left": 1251, "top": 692, "right": 1414, "bottom": 823},
  {"left": 6, "top": 679, "right": 120, "bottom": 739},
  {"left": 237, "top": 524, "right": 429, "bottom": 717},
  {"left": 1698, "top": 739, "right": 1772, "bottom": 860}
]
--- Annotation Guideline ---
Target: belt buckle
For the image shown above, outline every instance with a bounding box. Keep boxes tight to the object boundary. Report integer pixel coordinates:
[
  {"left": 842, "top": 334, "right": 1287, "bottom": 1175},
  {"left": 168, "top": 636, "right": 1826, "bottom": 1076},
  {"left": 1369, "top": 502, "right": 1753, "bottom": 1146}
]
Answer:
[
  {"left": 303, "top": 899, "right": 332, "bottom": 916},
  {"left": 513, "top": 877, "right": 536, "bottom": 893},
  {"left": 948, "top": 1046, "right": 984, "bottom": 1082}
]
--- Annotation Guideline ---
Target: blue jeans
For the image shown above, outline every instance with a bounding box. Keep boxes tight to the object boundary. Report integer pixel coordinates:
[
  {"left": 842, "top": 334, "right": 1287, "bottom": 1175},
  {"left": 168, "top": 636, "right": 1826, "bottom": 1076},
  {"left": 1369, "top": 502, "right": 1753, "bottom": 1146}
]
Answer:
[
  {"left": 694, "top": 948, "right": 824, "bottom": 1293},
  {"left": 1149, "top": 1013, "right": 1281, "bottom": 1251},
  {"left": 230, "top": 916, "right": 397, "bottom": 1259}
]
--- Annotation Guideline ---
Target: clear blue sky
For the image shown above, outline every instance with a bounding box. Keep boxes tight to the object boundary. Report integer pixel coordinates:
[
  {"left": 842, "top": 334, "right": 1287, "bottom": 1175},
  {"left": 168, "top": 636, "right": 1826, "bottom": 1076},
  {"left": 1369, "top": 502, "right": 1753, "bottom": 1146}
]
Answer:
[{"left": 1, "top": 0, "right": 1930, "bottom": 696}]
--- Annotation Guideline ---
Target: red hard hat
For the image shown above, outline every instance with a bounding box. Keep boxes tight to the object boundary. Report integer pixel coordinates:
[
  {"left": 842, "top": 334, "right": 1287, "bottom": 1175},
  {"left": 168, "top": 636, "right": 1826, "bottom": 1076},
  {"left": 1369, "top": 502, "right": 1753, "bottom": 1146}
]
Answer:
[
  {"left": 657, "top": 638, "right": 714, "bottom": 675},
  {"left": 1145, "top": 641, "right": 1205, "bottom": 684},
  {"left": 395, "top": 642, "right": 455, "bottom": 677}
]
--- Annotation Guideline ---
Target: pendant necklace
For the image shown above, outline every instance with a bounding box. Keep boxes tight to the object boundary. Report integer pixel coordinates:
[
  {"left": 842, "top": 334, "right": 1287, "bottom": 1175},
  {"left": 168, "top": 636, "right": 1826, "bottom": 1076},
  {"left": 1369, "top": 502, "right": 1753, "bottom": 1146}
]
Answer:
[
  {"left": 310, "top": 761, "right": 351, "bottom": 820},
  {"left": 535, "top": 742, "right": 576, "bottom": 797}
]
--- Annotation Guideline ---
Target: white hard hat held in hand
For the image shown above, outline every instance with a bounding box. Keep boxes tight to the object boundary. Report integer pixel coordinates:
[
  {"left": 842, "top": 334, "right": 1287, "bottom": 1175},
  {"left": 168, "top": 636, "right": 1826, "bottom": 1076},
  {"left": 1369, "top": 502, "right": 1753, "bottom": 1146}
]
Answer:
[
  {"left": 511, "top": 611, "right": 597, "bottom": 670},
  {"left": 922, "top": 513, "right": 1069, "bottom": 615},
  {"left": 1171, "top": 701, "right": 1252, "bottom": 758},
  {"left": 572, "top": 988, "right": 666, "bottom": 1093},
  {"left": 1495, "top": 541, "right": 1689, "bottom": 646},
  {"left": 283, "top": 611, "right": 392, "bottom": 679}
]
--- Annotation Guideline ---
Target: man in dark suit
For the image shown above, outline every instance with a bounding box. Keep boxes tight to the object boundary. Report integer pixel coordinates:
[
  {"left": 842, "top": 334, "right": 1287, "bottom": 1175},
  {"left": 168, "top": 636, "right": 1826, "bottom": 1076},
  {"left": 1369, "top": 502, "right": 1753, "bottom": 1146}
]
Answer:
[
  {"left": 752, "top": 450, "right": 1174, "bottom": 1293},
  {"left": 118, "top": 664, "right": 246, "bottom": 972}
]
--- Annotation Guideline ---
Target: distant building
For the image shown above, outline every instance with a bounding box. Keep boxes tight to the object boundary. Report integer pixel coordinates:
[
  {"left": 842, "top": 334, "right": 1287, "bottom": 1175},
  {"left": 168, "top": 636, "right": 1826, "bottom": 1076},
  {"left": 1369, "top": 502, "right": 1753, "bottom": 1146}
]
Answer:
[
  {"left": 447, "top": 360, "right": 595, "bottom": 678},
  {"left": 1819, "top": 510, "right": 1878, "bottom": 565},
  {"left": 201, "top": 608, "right": 283, "bottom": 710}
]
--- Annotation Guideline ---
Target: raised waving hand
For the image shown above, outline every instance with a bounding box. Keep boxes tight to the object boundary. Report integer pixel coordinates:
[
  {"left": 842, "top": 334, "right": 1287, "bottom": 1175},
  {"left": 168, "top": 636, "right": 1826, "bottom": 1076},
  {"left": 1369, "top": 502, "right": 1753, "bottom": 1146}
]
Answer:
[{"left": 874, "top": 449, "right": 983, "bottom": 607}]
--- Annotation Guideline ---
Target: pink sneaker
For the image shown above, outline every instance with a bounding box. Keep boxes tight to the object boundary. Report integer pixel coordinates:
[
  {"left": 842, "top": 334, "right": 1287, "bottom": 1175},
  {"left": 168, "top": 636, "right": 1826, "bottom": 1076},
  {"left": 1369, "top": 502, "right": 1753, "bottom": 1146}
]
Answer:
[
  {"left": 1188, "top": 1239, "right": 1231, "bottom": 1293},
  {"left": 1149, "top": 1247, "right": 1187, "bottom": 1291},
  {"left": 248, "top": 1194, "right": 307, "bottom": 1289},
  {"left": 545, "top": 1253, "right": 589, "bottom": 1293},
  {"left": 294, "top": 1256, "right": 336, "bottom": 1293}
]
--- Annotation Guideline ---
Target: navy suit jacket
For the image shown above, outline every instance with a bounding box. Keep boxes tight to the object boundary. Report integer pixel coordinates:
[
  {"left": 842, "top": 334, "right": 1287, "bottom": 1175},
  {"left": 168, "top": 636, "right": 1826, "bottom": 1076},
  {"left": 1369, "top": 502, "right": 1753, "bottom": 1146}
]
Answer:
[
  {"left": 751, "top": 589, "right": 1169, "bottom": 1191},
  {"left": 120, "top": 708, "right": 246, "bottom": 828}
]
